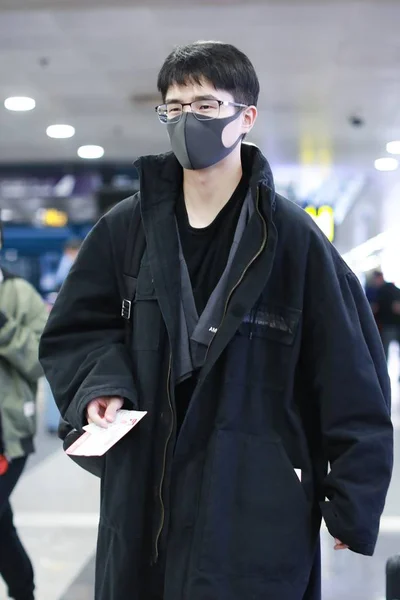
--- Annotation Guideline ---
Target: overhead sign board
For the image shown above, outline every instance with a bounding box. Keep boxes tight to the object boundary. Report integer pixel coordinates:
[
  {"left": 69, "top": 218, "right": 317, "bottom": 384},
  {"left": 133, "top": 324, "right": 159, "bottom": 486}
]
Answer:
[{"left": 305, "top": 205, "right": 335, "bottom": 242}]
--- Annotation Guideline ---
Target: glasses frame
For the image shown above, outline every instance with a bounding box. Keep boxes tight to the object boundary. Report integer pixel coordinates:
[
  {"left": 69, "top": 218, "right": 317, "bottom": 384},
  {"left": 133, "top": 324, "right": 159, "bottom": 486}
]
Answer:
[{"left": 155, "top": 99, "right": 248, "bottom": 124}]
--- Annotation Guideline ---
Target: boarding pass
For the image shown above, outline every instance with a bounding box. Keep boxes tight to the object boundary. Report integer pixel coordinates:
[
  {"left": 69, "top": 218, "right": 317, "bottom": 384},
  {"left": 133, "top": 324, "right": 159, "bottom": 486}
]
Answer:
[{"left": 66, "top": 409, "right": 147, "bottom": 457}]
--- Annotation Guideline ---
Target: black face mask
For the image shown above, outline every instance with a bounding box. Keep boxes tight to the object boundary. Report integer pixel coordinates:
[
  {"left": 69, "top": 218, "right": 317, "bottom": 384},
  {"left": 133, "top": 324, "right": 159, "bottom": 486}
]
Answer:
[{"left": 167, "top": 111, "right": 243, "bottom": 170}]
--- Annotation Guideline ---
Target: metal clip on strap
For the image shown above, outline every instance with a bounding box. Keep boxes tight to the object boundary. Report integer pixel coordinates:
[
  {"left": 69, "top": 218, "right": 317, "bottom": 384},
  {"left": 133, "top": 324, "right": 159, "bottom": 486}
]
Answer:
[{"left": 121, "top": 299, "right": 132, "bottom": 320}]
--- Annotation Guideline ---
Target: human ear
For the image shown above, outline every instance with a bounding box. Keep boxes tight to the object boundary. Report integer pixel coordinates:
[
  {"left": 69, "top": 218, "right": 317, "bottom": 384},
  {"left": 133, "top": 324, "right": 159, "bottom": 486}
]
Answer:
[{"left": 241, "top": 106, "right": 257, "bottom": 135}]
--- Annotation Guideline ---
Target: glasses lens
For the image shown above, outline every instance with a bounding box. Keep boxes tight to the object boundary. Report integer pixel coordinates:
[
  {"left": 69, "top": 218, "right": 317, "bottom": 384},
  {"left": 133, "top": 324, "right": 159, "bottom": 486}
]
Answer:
[
  {"left": 163, "top": 103, "right": 183, "bottom": 123},
  {"left": 156, "top": 105, "right": 169, "bottom": 124},
  {"left": 192, "top": 100, "right": 220, "bottom": 121}
]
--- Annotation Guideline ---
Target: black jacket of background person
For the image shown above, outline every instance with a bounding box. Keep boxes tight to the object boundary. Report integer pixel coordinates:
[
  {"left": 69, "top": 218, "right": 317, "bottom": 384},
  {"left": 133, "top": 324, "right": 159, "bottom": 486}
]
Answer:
[
  {"left": 376, "top": 281, "right": 400, "bottom": 326},
  {"left": 39, "top": 145, "right": 393, "bottom": 600}
]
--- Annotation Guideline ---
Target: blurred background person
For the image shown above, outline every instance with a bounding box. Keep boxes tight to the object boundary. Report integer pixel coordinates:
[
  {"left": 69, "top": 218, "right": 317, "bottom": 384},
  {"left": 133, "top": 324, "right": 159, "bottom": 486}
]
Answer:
[
  {"left": 44, "top": 237, "right": 81, "bottom": 434},
  {"left": 43, "top": 236, "right": 82, "bottom": 434},
  {"left": 0, "top": 220, "right": 48, "bottom": 600},
  {"left": 53, "top": 238, "right": 82, "bottom": 291},
  {"left": 365, "top": 271, "right": 382, "bottom": 331},
  {"left": 370, "top": 270, "right": 400, "bottom": 361}
]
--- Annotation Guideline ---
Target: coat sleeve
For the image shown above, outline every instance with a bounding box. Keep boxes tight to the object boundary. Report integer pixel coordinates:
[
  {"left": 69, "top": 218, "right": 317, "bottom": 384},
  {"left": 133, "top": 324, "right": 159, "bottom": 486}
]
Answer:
[
  {"left": 0, "top": 279, "right": 47, "bottom": 383},
  {"left": 302, "top": 245, "right": 393, "bottom": 556},
  {"left": 39, "top": 208, "right": 138, "bottom": 432}
]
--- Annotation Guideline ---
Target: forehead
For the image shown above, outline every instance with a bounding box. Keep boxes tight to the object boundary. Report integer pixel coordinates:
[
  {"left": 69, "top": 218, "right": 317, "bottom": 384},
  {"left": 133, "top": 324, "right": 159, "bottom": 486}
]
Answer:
[{"left": 165, "top": 79, "right": 234, "bottom": 103}]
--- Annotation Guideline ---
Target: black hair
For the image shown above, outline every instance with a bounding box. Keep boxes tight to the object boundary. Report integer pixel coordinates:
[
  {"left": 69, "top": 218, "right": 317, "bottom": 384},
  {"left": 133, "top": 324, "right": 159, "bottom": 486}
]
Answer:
[{"left": 157, "top": 41, "right": 260, "bottom": 107}]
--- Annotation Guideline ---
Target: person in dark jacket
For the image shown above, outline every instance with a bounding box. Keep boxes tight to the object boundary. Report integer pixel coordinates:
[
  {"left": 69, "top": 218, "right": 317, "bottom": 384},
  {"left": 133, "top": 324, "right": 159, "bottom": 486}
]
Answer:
[
  {"left": 39, "top": 42, "right": 393, "bottom": 600},
  {"left": 369, "top": 270, "right": 400, "bottom": 359}
]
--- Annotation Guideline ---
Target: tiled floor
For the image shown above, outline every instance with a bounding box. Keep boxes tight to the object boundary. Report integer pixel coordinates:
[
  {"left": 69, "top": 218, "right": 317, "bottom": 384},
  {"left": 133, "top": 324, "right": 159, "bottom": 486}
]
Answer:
[
  {"left": 2, "top": 350, "right": 400, "bottom": 600},
  {"left": 61, "top": 558, "right": 95, "bottom": 600}
]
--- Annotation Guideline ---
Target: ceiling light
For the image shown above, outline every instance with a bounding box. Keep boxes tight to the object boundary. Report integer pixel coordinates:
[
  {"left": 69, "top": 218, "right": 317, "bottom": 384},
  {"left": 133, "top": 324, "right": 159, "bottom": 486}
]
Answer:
[
  {"left": 386, "top": 141, "right": 400, "bottom": 155},
  {"left": 46, "top": 124, "right": 75, "bottom": 139},
  {"left": 4, "top": 96, "right": 36, "bottom": 112},
  {"left": 374, "top": 157, "right": 399, "bottom": 172},
  {"left": 77, "top": 145, "right": 104, "bottom": 159}
]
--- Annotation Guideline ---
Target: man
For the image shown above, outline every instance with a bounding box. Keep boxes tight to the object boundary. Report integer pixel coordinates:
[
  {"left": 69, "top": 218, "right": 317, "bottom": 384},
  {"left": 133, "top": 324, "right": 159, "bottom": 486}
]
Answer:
[
  {"left": 0, "top": 219, "right": 48, "bottom": 600},
  {"left": 369, "top": 270, "right": 400, "bottom": 360},
  {"left": 39, "top": 42, "right": 393, "bottom": 600}
]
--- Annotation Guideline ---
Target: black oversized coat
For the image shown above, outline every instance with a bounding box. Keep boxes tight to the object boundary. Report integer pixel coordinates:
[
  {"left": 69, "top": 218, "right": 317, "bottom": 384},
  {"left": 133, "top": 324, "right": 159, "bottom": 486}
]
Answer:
[{"left": 39, "top": 145, "right": 393, "bottom": 600}]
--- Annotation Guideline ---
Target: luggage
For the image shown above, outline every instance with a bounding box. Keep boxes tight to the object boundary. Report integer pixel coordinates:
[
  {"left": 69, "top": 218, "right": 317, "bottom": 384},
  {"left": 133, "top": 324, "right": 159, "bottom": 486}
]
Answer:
[{"left": 386, "top": 554, "right": 400, "bottom": 599}]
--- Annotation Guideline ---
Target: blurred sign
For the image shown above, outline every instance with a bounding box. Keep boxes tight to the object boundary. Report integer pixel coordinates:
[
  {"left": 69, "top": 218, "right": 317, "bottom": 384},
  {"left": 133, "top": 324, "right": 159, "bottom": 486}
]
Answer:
[
  {"left": 305, "top": 205, "right": 335, "bottom": 242},
  {"left": 0, "top": 195, "right": 97, "bottom": 225},
  {"left": 39, "top": 208, "right": 68, "bottom": 227},
  {"left": 0, "top": 174, "right": 98, "bottom": 200},
  {"left": 0, "top": 174, "right": 100, "bottom": 225},
  {"left": 0, "top": 169, "right": 139, "bottom": 225}
]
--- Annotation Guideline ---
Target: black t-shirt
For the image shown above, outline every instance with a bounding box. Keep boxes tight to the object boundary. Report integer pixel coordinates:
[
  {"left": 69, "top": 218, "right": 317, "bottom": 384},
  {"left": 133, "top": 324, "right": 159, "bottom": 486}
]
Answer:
[
  {"left": 174, "top": 175, "right": 249, "bottom": 431},
  {"left": 175, "top": 175, "right": 249, "bottom": 315}
]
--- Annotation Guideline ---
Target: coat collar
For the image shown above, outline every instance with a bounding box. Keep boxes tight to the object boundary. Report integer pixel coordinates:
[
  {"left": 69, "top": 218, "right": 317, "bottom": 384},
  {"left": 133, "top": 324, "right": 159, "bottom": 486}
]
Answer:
[{"left": 134, "top": 143, "right": 276, "bottom": 213}]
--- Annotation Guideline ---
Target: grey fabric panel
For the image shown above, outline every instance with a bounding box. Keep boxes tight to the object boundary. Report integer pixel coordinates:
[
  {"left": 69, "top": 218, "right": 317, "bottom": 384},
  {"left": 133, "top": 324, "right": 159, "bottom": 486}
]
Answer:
[
  {"left": 191, "top": 189, "right": 253, "bottom": 348},
  {"left": 174, "top": 188, "right": 253, "bottom": 384},
  {"left": 175, "top": 246, "right": 198, "bottom": 385}
]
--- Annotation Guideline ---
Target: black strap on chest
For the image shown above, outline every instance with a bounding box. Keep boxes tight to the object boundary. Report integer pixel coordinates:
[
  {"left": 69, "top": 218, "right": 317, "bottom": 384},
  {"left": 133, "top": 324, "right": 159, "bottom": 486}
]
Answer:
[{"left": 122, "top": 199, "right": 146, "bottom": 342}]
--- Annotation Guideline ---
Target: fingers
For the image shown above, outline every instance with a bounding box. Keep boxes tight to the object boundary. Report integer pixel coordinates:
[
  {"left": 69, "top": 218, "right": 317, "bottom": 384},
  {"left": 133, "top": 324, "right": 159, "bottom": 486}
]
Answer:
[
  {"left": 86, "top": 397, "right": 123, "bottom": 429},
  {"left": 104, "top": 397, "right": 124, "bottom": 423},
  {"left": 86, "top": 402, "right": 109, "bottom": 429},
  {"left": 334, "top": 539, "right": 349, "bottom": 551}
]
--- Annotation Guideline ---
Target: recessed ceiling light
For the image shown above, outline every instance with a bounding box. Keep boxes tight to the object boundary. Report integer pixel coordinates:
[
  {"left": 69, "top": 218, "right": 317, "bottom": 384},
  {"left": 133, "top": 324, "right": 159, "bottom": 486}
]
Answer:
[
  {"left": 374, "top": 157, "right": 399, "bottom": 172},
  {"left": 46, "top": 124, "right": 75, "bottom": 139},
  {"left": 4, "top": 96, "right": 36, "bottom": 112},
  {"left": 386, "top": 141, "right": 400, "bottom": 155},
  {"left": 77, "top": 145, "right": 104, "bottom": 159}
]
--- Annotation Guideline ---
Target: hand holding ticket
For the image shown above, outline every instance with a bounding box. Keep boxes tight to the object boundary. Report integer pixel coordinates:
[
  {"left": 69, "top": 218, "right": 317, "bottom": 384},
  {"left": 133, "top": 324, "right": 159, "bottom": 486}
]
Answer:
[
  {"left": 66, "top": 409, "right": 147, "bottom": 457},
  {"left": 87, "top": 396, "right": 124, "bottom": 428}
]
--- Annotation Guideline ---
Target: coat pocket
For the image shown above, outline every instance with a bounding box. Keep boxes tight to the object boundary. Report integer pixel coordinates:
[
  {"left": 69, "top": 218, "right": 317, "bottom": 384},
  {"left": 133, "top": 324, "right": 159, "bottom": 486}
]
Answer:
[
  {"left": 240, "top": 304, "right": 301, "bottom": 345},
  {"left": 132, "top": 265, "right": 162, "bottom": 351},
  {"left": 227, "top": 306, "right": 302, "bottom": 391},
  {"left": 197, "top": 430, "right": 313, "bottom": 580}
]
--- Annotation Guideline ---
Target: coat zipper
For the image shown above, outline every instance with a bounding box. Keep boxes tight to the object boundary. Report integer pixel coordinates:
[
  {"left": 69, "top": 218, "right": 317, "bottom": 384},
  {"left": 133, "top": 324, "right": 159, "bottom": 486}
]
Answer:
[
  {"left": 153, "top": 186, "right": 268, "bottom": 561},
  {"left": 154, "top": 350, "right": 173, "bottom": 562},
  {"left": 204, "top": 186, "right": 268, "bottom": 363}
]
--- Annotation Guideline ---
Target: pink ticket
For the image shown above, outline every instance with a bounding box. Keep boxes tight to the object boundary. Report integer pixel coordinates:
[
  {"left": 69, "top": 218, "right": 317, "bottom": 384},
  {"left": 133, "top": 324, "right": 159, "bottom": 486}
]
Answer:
[{"left": 66, "top": 410, "right": 147, "bottom": 457}]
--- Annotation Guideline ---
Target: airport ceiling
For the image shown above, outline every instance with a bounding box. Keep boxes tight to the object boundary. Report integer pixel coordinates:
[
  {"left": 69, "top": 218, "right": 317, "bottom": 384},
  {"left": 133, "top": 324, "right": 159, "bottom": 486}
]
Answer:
[{"left": 0, "top": 0, "right": 399, "bottom": 168}]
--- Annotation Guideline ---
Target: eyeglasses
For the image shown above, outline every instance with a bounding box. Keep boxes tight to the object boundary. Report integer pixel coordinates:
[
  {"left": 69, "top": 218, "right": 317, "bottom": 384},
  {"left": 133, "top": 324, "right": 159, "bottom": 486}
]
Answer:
[{"left": 155, "top": 99, "right": 248, "bottom": 124}]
